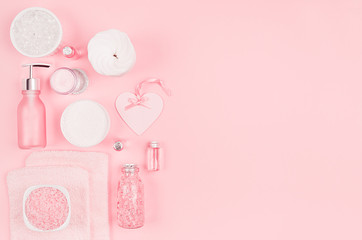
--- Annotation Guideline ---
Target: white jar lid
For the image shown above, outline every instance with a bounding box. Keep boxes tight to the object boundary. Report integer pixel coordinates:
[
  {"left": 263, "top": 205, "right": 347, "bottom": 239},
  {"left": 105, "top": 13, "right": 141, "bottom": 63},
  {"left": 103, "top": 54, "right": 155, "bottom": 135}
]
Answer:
[
  {"left": 61, "top": 100, "right": 110, "bottom": 147},
  {"left": 10, "top": 7, "right": 62, "bottom": 57}
]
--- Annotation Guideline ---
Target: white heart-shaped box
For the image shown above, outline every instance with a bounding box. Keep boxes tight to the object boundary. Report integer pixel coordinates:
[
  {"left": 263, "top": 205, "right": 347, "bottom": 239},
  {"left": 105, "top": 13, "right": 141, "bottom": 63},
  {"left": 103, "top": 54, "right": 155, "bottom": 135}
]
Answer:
[{"left": 115, "top": 93, "right": 163, "bottom": 135}]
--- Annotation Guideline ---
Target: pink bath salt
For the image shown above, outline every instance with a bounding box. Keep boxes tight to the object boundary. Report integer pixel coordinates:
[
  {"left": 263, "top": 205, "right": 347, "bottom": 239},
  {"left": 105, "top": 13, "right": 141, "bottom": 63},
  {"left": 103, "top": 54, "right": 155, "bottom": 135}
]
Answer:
[
  {"left": 50, "top": 68, "right": 76, "bottom": 94},
  {"left": 25, "top": 187, "right": 69, "bottom": 231}
]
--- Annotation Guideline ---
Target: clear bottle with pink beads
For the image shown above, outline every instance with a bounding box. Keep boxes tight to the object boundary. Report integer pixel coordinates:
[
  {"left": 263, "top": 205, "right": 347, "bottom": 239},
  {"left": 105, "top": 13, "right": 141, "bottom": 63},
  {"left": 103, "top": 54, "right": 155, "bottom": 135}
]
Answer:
[{"left": 117, "top": 164, "right": 144, "bottom": 229}]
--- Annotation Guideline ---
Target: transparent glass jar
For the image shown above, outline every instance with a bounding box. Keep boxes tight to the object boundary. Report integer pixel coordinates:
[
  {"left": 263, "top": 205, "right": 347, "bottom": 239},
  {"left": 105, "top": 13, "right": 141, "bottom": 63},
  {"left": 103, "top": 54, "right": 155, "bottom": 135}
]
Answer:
[
  {"left": 50, "top": 67, "right": 88, "bottom": 95},
  {"left": 117, "top": 164, "right": 144, "bottom": 229}
]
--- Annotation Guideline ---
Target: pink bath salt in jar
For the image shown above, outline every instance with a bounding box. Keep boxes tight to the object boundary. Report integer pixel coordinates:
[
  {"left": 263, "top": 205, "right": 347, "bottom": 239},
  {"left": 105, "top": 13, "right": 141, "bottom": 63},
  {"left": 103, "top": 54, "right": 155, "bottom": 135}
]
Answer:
[
  {"left": 50, "top": 67, "right": 88, "bottom": 95},
  {"left": 24, "top": 186, "right": 70, "bottom": 231},
  {"left": 117, "top": 164, "right": 145, "bottom": 229}
]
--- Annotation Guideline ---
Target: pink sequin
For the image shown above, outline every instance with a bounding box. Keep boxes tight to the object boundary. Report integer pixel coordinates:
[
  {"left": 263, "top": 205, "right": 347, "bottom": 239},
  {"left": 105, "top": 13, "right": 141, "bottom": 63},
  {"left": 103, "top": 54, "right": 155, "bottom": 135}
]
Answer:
[{"left": 25, "top": 187, "right": 69, "bottom": 231}]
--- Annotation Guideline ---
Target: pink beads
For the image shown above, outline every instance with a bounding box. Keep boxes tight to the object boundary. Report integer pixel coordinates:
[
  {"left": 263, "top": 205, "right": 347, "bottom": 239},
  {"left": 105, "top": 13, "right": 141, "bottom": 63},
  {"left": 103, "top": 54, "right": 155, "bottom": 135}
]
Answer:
[
  {"left": 24, "top": 186, "right": 69, "bottom": 231},
  {"left": 117, "top": 164, "right": 144, "bottom": 229}
]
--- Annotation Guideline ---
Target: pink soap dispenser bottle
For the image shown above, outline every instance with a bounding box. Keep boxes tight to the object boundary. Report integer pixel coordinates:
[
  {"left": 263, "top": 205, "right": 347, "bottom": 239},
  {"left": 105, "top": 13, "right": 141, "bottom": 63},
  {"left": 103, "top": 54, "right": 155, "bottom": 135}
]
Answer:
[{"left": 17, "top": 63, "right": 50, "bottom": 149}]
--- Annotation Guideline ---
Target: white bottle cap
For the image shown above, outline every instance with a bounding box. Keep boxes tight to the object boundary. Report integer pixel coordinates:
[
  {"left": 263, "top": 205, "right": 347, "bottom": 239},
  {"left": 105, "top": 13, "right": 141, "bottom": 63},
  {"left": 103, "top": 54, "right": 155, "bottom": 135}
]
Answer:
[{"left": 149, "top": 141, "right": 160, "bottom": 148}]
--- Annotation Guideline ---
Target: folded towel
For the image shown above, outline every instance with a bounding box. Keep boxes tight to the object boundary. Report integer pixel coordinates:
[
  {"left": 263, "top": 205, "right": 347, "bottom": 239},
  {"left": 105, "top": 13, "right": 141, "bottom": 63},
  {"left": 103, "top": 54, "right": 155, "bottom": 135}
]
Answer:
[
  {"left": 26, "top": 151, "right": 110, "bottom": 240},
  {"left": 7, "top": 166, "right": 90, "bottom": 240}
]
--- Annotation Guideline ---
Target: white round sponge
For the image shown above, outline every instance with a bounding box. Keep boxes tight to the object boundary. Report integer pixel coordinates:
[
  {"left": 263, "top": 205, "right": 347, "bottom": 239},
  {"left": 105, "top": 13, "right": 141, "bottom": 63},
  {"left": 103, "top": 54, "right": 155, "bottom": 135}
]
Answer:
[{"left": 61, "top": 100, "right": 110, "bottom": 147}]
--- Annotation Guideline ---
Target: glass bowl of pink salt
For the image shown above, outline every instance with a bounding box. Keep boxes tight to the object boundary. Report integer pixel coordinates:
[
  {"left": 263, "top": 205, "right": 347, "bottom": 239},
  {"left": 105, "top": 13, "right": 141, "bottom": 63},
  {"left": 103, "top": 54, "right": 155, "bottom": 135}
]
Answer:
[{"left": 50, "top": 67, "right": 88, "bottom": 95}]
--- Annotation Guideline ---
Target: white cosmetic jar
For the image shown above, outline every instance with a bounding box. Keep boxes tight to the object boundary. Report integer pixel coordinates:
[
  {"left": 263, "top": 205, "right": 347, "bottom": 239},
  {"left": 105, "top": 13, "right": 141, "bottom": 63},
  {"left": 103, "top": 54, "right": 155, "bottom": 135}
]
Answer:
[{"left": 10, "top": 7, "right": 63, "bottom": 57}]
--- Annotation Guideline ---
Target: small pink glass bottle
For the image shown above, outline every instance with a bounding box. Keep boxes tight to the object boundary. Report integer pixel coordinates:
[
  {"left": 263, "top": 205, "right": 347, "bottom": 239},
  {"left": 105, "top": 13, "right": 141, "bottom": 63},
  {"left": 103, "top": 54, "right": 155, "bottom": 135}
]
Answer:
[
  {"left": 148, "top": 141, "right": 161, "bottom": 171},
  {"left": 117, "top": 164, "right": 144, "bottom": 229},
  {"left": 18, "top": 64, "right": 50, "bottom": 149},
  {"left": 62, "top": 46, "right": 80, "bottom": 59}
]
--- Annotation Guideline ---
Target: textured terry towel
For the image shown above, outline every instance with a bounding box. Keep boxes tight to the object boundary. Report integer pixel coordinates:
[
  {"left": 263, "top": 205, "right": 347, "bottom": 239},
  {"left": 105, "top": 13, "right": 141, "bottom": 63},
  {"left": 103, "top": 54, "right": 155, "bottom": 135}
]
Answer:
[
  {"left": 26, "top": 151, "right": 110, "bottom": 240},
  {"left": 7, "top": 166, "right": 90, "bottom": 240}
]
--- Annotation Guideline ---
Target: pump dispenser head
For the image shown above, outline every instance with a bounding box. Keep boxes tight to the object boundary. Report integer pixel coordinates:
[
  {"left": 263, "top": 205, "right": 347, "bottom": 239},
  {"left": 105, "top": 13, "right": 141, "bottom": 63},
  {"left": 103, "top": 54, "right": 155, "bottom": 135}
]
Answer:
[{"left": 22, "top": 63, "right": 50, "bottom": 90}]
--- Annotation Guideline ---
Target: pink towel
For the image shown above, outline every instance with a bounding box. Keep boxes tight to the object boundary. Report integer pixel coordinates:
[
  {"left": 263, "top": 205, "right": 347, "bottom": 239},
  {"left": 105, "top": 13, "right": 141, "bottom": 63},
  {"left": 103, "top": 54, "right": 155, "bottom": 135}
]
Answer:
[
  {"left": 26, "top": 151, "right": 110, "bottom": 240},
  {"left": 7, "top": 166, "right": 90, "bottom": 240}
]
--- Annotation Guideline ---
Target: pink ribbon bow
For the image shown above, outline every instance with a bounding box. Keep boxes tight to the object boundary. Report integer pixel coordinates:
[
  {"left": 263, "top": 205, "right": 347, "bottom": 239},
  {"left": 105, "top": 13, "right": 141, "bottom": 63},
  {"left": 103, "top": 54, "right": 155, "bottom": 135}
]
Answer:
[
  {"left": 124, "top": 78, "right": 171, "bottom": 111},
  {"left": 124, "top": 96, "right": 150, "bottom": 110}
]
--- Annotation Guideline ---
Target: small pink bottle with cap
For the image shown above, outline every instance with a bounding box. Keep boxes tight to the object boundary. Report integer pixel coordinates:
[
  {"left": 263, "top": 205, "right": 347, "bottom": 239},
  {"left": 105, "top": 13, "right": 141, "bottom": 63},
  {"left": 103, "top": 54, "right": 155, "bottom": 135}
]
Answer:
[
  {"left": 17, "top": 64, "right": 50, "bottom": 149},
  {"left": 148, "top": 141, "right": 161, "bottom": 171},
  {"left": 62, "top": 46, "right": 80, "bottom": 59}
]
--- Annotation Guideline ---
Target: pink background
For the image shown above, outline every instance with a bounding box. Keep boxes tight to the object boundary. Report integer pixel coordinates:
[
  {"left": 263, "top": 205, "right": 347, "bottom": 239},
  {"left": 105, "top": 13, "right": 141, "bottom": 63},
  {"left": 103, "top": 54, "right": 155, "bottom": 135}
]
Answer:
[{"left": 1, "top": 0, "right": 362, "bottom": 239}]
